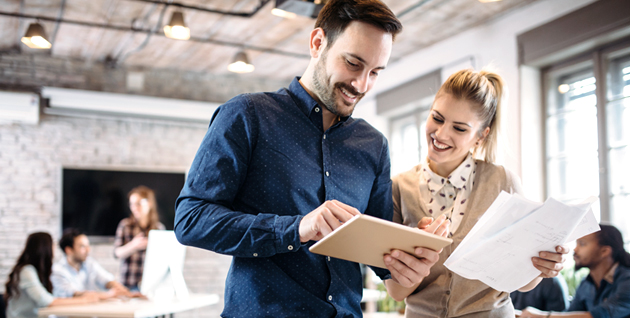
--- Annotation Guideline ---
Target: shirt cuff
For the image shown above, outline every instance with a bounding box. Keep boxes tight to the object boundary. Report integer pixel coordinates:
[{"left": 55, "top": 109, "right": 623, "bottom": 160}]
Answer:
[{"left": 273, "top": 214, "right": 303, "bottom": 253}]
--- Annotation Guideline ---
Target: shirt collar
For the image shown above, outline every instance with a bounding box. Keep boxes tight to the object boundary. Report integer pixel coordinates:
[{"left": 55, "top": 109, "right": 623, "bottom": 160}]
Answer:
[
  {"left": 287, "top": 76, "right": 351, "bottom": 124},
  {"left": 60, "top": 255, "right": 86, "bottom": 273},
  {"left": 422, "top": 154, "right": 475, "bottom": 191},
  {"left": 604, "top": 262, "right": 619, "bottom": 284}
]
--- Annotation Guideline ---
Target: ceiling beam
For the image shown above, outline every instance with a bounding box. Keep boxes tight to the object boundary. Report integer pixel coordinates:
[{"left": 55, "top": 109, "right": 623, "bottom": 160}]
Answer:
[{"left": 0, "top": 10, "right": 310, "bottom": 59}]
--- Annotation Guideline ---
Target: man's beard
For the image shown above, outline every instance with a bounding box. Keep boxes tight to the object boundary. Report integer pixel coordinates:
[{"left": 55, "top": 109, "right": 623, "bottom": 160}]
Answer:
[{"left": 311, "top": 49, "right": 364, "bottom": 118}]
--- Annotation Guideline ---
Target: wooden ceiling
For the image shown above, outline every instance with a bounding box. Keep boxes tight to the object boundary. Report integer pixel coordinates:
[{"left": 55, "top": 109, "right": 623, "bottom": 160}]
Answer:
[{"left": 0, "top": 0, "right": 539, "bottom": 81}]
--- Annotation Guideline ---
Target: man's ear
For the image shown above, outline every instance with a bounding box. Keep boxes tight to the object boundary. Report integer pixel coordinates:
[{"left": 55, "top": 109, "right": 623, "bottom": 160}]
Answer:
[
  {"left": 64, "top": 246, "right": 72, "bottom": 256},
  {"left": 601, "top": 245, "right": 613, "bottom": 259},
  {"left": 309, "top": 28, "right": 327, "bottom": 58}
]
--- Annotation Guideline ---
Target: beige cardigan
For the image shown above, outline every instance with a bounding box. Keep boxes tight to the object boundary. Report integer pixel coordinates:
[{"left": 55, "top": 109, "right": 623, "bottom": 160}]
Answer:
[{"left": 392, "top": 160, "right": 523, "bottom": 318}]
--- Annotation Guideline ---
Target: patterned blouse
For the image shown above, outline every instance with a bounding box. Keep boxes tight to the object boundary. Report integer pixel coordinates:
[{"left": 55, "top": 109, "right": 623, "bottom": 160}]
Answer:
[
  {"left": 113, "top": 217, "right": 165, "bottom": 289},
  {"left": 419, "top": 153, "right": 476, "bottom": 236}
]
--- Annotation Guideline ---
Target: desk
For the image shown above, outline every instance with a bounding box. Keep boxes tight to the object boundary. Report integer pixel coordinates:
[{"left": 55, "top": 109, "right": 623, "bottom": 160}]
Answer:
[{"left": 38, "top": 293, "right": 219, "bottom": 318}]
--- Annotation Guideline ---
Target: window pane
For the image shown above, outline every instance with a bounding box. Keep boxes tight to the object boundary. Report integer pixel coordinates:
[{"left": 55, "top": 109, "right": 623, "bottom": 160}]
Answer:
[
  {"left": 546, "top": 68, "right": 600, "bottom": 203},
  {"left": 390, "top": 110, "right": 430, "bottom": 176},
  {"left": 611, "top": 194, "right": 630, "bottom": 251},
  {"left": 606, "top": 52, "right": 630, "bottom": 198}
]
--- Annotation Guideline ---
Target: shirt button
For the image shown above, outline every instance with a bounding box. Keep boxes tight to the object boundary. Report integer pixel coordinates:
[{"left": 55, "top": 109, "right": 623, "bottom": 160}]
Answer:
[
  {"left": 448, "top": 273, "right": 452, "bottom": 278},
  {"left": 288, "top": 245, "right": 294, "bottom": 251},
  {"left": 328, "top": 295, "right": 333, "bottom": 301},
  {"left": 446, "top": 290, "right": 451, "bottom": 295},
  {"left": 253, "top": 253, "right": 258, "bottom": 257},
  {"left": 315, "top": 107, "right": 320, "bottom": 112},
  {"left": 325, "top": 171, "right": 330, "bottom": 177},
  {"left": 323, "top": 134, "right": 326, "bottom": 139},
  {"left": 327, "top": 256, "right": 331, "bottom": 261}
]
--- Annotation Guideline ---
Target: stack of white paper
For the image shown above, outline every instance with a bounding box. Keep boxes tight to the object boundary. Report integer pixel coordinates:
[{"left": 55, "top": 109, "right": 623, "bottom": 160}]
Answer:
[{"left": 444, "top": 191, "right": 599, "bottom": 292}]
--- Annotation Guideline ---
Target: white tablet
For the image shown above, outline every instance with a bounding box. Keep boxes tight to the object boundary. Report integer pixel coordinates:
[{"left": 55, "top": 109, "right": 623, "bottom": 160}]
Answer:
[{"left": 309, "top": 214, "right": 453, "bottom": 269}]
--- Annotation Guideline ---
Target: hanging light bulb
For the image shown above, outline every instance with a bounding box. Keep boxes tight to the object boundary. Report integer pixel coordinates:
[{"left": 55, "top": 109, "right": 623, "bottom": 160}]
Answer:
[
  {"left": 228, "top": 51, "right": 255, "bottom": 73},
  {"left": 21, "top": 22, "right": 52, "bottom": 49},
  {"left": 164, "top": 11, "right": 190, "bottom": 40}
]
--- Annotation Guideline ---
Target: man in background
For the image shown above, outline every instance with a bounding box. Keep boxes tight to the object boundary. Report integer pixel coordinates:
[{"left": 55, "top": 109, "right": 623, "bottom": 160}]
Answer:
[
  {"left": 520, "top": 224, "right": 630, "bottom": 318},
  {"left": 52, "top": 228, "right": 134, "bottom": 299}
]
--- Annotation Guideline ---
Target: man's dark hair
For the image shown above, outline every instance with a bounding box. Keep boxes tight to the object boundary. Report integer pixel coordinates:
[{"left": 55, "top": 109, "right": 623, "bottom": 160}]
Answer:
[
  {"left": 315, "top": 0, "right": 403, "bottom": 48},
  {"left": 59, "top": 228, "right": 84, "bottom": 254},
  {"left": 597, "top": 224, "right": 630, "bottom": 267}
]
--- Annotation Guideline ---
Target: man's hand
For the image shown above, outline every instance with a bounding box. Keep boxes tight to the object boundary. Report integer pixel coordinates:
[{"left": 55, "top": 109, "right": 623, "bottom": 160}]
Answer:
[
  {"left": 299, "top": 200, "right": 360, "bottom": 243},
  {"left": 106, "top": 280, "right": 132, "bottom": 298},
  {"left": 532, "top": 245, "right": 569, "bottom": 278},
  {"left": 383, "top": 215, "right": 450, "bottom": 288}
]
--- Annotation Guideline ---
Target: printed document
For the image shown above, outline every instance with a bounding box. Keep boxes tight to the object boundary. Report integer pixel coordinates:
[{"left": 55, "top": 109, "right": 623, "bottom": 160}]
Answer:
[{"left": 444, "top": 191, "right": 599, "bottom": 292}]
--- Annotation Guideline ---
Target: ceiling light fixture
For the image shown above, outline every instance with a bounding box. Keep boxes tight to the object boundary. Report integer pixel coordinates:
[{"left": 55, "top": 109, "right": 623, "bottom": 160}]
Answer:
[
  {"left": 273, "top": 0, "right": 324, "bottom": 19},
  {"left": 228, "top": 51, "right": 255, "bottom": 73},
  {"left": 271, "top": 8, "right": 297, "bottom": 19},
  {"left": 164, "top": 11, "right": 190, "bottom": 40},
  {"left": 21, "top": 22, "right": 52, "bottom": 49}
]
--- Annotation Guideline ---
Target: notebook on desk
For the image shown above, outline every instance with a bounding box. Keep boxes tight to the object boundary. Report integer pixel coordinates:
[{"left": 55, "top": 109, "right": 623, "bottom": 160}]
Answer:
[{"left": 309, "top": 214, "right": 452, "bottom": 269}]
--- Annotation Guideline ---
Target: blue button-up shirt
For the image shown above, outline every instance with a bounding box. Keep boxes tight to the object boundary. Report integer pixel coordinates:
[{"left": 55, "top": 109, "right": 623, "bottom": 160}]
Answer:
[
  {"left": 175, "top": 77, "right": 392, "bottom": 318},
  {"left": 568, "top": 263, "right": 630, "bottom": 318}
]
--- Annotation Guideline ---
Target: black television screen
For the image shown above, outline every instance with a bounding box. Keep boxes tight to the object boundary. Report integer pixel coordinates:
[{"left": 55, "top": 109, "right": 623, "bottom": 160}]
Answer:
[{"left": 62, "top": 168, "right": 186, "bottom": 237}]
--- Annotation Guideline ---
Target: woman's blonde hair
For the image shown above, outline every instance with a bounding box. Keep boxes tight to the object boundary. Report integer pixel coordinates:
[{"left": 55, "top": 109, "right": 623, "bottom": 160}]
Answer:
[
  {"left": 434, "top": 68, "right": 505, "bottom": 163},
  {"left": 128, "top": 185, "right": 160, "bottom": 234}
]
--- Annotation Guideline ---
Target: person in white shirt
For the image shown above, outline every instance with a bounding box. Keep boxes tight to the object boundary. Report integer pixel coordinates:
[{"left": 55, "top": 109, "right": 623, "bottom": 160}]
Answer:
[
  {"left": 5, "top": 232, "right": 99, "bottom": 318},
  {"left": 51, "top": 228, "right": 134, "bottom": 299}
]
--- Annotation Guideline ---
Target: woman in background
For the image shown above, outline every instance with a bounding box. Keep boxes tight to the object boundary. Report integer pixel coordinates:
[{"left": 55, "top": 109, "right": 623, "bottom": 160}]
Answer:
[
  {"left": 114, "top": 185, "right": 165, "bottom": 290},
  {"left": 5, "top": 232, "right": 98, "bottom": 318},
  {"left": 383, "top": 69, "right": 569, "bottom": 317}
]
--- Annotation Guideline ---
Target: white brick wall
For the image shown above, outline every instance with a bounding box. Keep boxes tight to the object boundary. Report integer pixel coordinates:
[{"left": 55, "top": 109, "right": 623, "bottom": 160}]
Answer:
[{"left": 0, "top": 113, "right": 232, "bottom": 317}]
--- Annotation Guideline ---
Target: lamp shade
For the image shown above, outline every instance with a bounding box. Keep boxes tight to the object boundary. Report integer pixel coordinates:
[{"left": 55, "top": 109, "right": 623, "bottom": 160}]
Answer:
[
  {"left": 164, "top": 11, "right": 190, "bottom": 40},
  {"left": 21, "top": 23, "right": 51, "bottom": 49},
  {"left": 228, "top": 51, "right": 255, "bottom": 73}
]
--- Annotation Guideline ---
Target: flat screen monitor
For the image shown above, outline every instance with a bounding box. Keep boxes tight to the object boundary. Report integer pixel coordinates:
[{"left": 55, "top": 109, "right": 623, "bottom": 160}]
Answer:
[
  {"left": 140, "top": 230, "right": 188, "bottom": 300},
  {"left": 61, "top": 168, "right": 185, "bottom": 237}
]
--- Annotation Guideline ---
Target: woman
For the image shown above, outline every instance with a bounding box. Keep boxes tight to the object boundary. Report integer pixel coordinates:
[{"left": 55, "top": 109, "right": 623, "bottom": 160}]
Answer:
[
  {"left": 114, "top": 185, "right": 165, "bottom": 290},
  {"left": 5, "top": 232, "right": 98, "bottom": 318},
  {"left": 384, "top": 69, "right": 568, "bottom": 317}
]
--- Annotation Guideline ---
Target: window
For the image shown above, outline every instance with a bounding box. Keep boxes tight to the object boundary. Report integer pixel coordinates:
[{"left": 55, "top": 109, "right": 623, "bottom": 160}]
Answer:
[
  {"left": 389, "top": 109, "right": 430, "bottom": 176},
  {"left": 544, "top": 41, "right": 630, "bottom": 242}
]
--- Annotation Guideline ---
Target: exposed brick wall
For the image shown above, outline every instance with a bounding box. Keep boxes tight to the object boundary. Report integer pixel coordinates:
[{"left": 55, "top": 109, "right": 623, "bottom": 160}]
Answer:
[
  {"left": 0, "top": 49, "right": 294, "bottom": 316},
  {"left": 0, "top": 113, "right": 232, "bottom": 317}
]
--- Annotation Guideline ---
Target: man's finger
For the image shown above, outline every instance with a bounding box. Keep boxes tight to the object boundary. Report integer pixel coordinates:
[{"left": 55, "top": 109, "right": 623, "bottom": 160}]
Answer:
[{"left": 329, "top": 200, "right": 361, "bottom": 216}]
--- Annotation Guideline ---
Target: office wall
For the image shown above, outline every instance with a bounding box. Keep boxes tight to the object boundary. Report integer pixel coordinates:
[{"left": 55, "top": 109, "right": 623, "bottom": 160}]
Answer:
[{"left": 0, "top": 114, "right": 231, "bottom": 317}]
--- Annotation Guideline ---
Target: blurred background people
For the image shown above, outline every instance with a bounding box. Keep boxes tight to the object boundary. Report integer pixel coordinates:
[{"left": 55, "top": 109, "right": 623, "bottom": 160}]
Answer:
[
  {"left": 114, "top": 185, "right": 164, "bottom": 290},
  {"left": 4, "top": 232, "right": 98, "bottom": 318},
  {"left": 520, "top": 224, "right": 630, "bottom": 318},
  {"left": 52, "top": 228, "right": 133, "bottom": 299}
]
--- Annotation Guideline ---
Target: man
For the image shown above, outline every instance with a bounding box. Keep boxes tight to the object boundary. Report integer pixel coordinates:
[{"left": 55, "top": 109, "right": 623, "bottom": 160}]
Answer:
[
  {"left": 52, "top": 228, "right": 133, "bottom": 299},
  {"left": 520, "top": 224, "right": 630, "bottom": 318},
  {"left": 511, "top": 276, "right": 569, "bottom": 312},
  {"left": 175, "top": 1, "right": 445, "bottom": 317}
]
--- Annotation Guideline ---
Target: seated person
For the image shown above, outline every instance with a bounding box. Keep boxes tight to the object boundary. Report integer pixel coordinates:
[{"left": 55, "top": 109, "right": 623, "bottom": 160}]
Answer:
[
  {"left": 520, "top": 224, "right": 630, "bottom": 318},
  {"left": 511, "top": 276, "right": 569, "bottom": 311},
  {"left": 51, "top": 228, "right": 133, "bottom": 298},
  {"left": 5, "top": 232, "right": 99, "bottom": 318}
]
